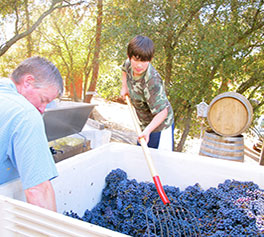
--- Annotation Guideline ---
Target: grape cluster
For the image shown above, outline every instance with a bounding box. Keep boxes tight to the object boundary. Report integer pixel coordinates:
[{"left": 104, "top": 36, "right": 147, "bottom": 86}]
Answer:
[
  {"left": 234, "top": 189, "right": 264, "bottom": 233},
  {"left": 64, "top": 168, "right": 264, "bottom": 236}
]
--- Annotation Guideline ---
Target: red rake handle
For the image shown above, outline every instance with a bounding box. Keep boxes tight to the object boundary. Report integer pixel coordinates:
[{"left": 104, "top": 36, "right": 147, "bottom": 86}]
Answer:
[
  {"left": 126, "top": 95, "right": 170, "bottom": 205},
  {"left": 153, "top": 176, "right": 170, "bottom": 205}
]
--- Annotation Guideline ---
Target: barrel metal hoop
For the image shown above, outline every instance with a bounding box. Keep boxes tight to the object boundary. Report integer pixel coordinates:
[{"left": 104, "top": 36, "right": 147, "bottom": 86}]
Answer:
[
  {"left": 200, "top": 150, "right": 243, "bottom": 160},
  {"left": 205, "top": 131, "right": 243, "bottom": 142},
  {"left": 203, "top": 138, "right": 244, "bottom": 148},
  {"left": 202, "top": 143, "right": 244, "bottom": 153}
]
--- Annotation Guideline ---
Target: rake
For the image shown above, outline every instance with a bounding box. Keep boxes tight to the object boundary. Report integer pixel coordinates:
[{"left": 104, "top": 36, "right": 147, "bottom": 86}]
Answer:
[{"left": 125, "top": 95, "right": 200, "bottom": 236}]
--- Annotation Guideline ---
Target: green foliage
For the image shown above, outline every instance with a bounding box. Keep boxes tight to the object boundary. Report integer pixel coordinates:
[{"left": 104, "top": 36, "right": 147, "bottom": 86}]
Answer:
[
  {"left": 1, "top": 0, "right": 264, "bottom": 149},
  {"left": 0, "top": 1, "right": 24, "bottom": 17},
  {"left": 96, "top": 65, "right": 122, "bottom": 100}
]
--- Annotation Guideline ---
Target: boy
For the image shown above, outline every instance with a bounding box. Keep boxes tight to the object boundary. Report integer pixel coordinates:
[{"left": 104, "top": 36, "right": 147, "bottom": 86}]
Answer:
[{"left": 121, "top": 35, "right": 174, "bottom": 151}]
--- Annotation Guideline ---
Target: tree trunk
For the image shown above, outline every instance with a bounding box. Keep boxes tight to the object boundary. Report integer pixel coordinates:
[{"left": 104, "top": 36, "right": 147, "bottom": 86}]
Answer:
[
  {"left": 164, "top": 46, "right": 173, "bottom": 87},
  {"left": 218, "top": 78, "right": 230, "bottom": 94},
  {"left": 82, "top": 66, "right": 92, "bottom": 100},
  {"left": 175, "top": 106, "right": 193, "bottom": 152},
  {"left": 164, "top": 32, "right": 173, "bottom": 87},
  {"left": 84, "top": 0, "right": 103, "bottom": 103},
  {"left": 25, "top": 0, "right": 32, "bottom": 57},
  {"left": 82, "top": 37, "right": 94, "bottom": 100}
]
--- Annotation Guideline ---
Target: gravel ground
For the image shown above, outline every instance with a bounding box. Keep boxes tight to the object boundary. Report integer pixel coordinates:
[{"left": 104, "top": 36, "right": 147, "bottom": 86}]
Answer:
[{"left": 90, "top": 96, "right": 137, "bottom": 144}]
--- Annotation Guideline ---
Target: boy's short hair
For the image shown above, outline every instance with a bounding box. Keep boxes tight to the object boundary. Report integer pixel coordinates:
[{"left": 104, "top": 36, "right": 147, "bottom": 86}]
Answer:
[{"left": 127, "top": 35, "right": 154, "bottom": 61}]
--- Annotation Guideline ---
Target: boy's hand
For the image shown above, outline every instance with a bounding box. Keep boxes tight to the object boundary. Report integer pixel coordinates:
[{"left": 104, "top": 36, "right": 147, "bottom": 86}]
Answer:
[
  {"left": 121, "top": 87, "right": 129, "bottom": 100},
  {"left": 138, "top": 128, "right": 151, "bottom": 144},
  {"left": 121, "top": 71, "right": 129, "bottom": 100}
]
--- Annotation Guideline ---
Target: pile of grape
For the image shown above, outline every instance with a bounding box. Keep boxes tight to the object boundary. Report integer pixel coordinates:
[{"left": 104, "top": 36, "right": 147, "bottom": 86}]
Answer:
[{"left": 65, "top": 169, "right": 264, "bottom": 236}]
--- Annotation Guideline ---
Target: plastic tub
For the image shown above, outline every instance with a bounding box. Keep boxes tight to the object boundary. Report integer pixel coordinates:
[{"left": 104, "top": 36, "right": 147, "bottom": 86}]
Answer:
[{"left": 0, "top": 143, "right": 263, "bottom": 236}]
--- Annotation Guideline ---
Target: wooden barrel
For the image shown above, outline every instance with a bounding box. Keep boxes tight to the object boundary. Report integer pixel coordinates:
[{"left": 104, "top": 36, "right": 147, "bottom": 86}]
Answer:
[
  {"left": 207, "top": 92, "right": 253, "bottom": 137},
  {"left": 199, "top": 130, "right": 244, "bottom": 162}
]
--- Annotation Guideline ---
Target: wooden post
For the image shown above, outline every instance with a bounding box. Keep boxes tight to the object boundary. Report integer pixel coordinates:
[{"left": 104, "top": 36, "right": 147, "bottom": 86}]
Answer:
[{"left": 259, "top": 141, "right": 264, "bottom": 166}]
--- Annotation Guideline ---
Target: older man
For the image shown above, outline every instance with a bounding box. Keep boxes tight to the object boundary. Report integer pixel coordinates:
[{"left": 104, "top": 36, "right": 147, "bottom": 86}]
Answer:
[{"left": 0, "top": 56, "right": 63, "bottom": 211}]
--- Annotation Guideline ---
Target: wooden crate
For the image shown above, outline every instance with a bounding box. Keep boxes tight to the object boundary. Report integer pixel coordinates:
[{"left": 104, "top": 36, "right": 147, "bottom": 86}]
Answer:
[
  {"left": 244, "top": 141, "right": 264, "bottom": 166},
  {"left": 49, "top": 137, "right": 91, "bottom": 163}
]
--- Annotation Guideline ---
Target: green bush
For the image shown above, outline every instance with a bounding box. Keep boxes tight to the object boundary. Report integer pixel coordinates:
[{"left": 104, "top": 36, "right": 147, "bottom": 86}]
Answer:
[{"left": 97, "top": 71, "right": 122, "bottom": 101}]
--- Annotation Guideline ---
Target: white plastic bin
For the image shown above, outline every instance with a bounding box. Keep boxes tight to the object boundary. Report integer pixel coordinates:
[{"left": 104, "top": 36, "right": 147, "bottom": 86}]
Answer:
[{"left": 0, "top": 142, "right": 263, "bottom": 236}]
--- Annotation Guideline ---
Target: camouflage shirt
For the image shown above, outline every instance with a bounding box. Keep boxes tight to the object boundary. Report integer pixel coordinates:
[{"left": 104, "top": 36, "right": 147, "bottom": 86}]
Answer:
[{"left": 122, "top": 59, "right": 174, "bottom": 132}]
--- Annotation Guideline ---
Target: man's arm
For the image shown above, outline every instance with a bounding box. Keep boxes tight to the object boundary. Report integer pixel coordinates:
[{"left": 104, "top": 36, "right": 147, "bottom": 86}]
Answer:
[{"left": 24, "top": 180, "right": 57, "bottom": 211}]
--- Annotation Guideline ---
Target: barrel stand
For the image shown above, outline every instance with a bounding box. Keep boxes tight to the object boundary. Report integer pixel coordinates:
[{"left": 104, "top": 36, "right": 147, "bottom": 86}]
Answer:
[{"left": 260, "top": 142, "right": 264, "bottom": 166}]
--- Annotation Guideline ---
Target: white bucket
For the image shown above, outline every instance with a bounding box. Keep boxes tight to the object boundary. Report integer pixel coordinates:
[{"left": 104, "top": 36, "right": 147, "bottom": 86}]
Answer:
[{"left": 0, "top": 143, "right": 263, "bottom": 236}]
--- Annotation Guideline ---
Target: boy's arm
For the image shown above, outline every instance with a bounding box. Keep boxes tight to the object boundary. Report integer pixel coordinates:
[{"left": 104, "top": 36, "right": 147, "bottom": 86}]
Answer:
[
  {"left": 121, "top": 71, "right": 129, "bottom": 100},
  {"left": 139, "top": 107, "right": 168, "bottom": 144},
  {"left": 24, "top": 180, "right": 57, "bottom": 212}
]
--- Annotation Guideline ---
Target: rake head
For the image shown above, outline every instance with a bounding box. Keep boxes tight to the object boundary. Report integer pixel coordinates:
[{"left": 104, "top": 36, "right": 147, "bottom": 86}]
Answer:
[{"left": 145, "top": 203, "right": 201, "bottom": 237}]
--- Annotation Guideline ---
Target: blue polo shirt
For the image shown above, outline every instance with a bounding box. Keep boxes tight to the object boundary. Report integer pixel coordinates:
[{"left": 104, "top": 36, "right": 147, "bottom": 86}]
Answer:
[{"left": 0, "top": 78, "right": 58, "bottom": 190}]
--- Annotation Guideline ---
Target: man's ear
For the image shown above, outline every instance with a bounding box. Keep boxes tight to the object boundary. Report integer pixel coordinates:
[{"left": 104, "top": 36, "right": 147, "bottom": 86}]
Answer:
[{"left": 22, "top": 74, "right": 35, "bottom": 88}]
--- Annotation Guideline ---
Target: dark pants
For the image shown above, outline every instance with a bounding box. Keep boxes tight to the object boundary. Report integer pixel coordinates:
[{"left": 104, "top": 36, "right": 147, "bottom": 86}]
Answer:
[{"left": 137, "top": 123, "right": 174, "bottom": 150}]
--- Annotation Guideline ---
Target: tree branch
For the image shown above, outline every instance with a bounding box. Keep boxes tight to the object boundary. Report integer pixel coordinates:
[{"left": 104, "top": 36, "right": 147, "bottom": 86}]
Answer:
[{"left": 0, "top": 0, "right": 84, "bottom": 57}]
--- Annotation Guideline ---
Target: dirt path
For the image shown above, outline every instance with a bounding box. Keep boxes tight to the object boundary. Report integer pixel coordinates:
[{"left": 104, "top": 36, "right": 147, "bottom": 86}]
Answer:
[{"left": 90, "top": 96, "right": 137, "bottom": 144}]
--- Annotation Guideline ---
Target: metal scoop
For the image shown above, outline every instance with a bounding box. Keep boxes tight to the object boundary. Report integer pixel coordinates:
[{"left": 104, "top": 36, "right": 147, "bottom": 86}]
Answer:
[{"left": 125, "top": 95, "right": 200, "bottom": 236}]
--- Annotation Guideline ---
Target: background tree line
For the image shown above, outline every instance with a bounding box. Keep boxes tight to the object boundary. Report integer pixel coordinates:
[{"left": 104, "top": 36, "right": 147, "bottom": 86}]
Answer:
[{"left": 0, "top": 0, "right": 263, "bottom": 151}]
